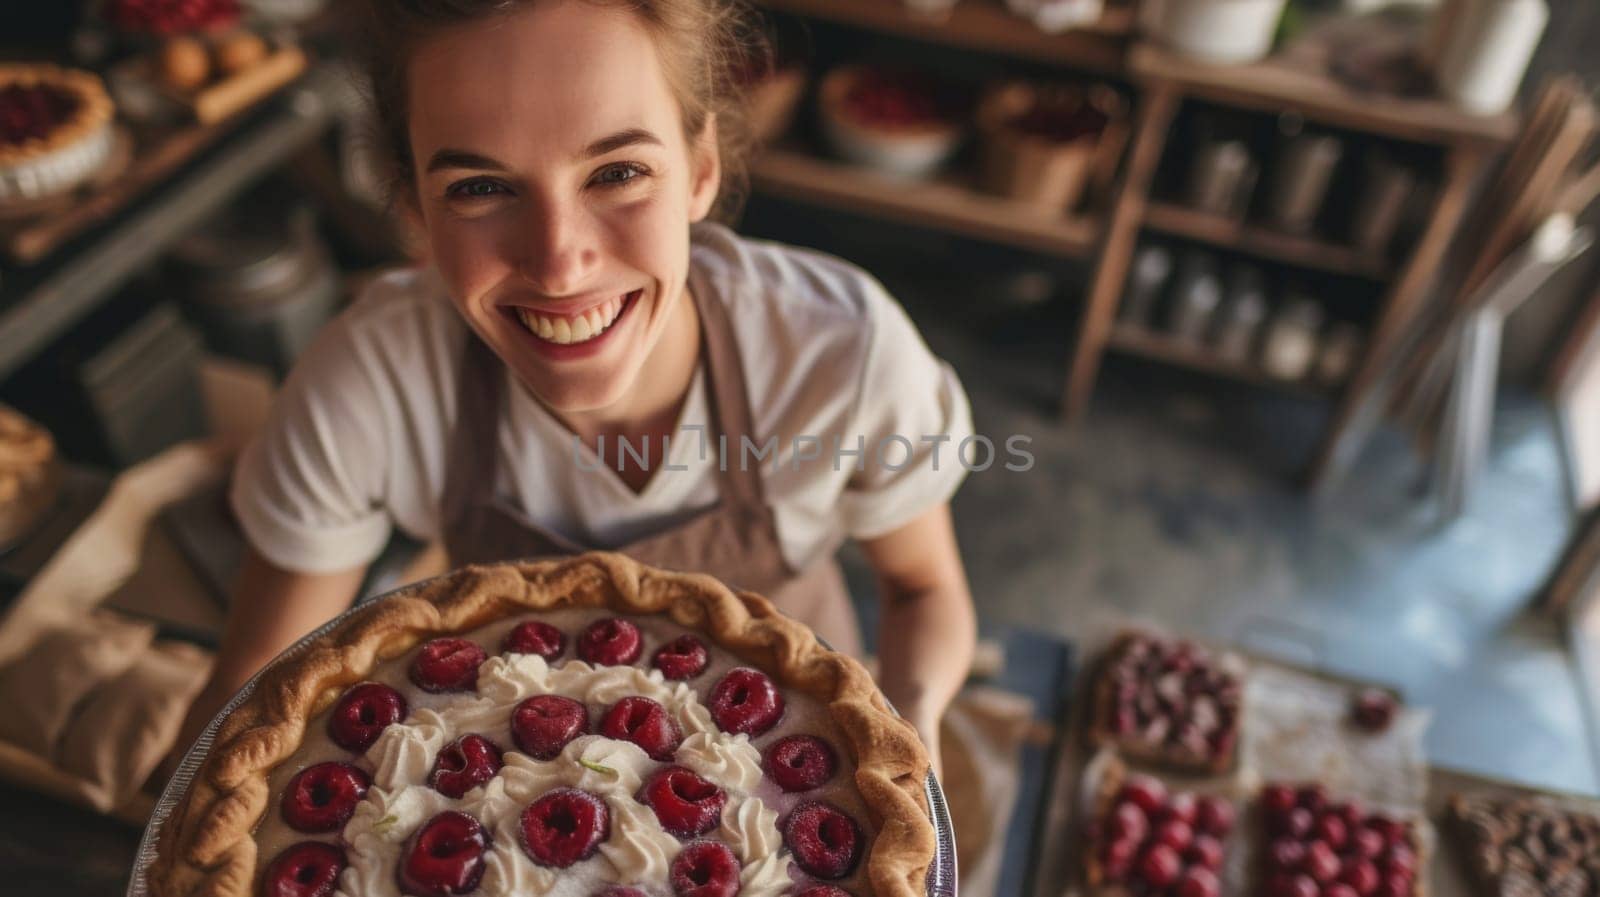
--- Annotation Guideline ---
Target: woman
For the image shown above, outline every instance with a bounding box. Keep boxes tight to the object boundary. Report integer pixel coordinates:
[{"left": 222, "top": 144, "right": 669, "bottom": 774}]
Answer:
[{"left": 175, "top": 0, "right": 976, "bottom": 774}]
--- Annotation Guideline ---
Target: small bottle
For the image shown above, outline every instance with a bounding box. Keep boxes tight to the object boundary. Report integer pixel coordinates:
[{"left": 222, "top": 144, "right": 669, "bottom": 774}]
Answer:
[
  {"left": 1167, "top": 250, "right": 1222, "bottom": 343},
  {"left": 1315, "top": 323, "right": 1363, "bottom": 385},
  {"left": 1121, "top": 244, "right": 1174, "bottom": 328},
  {"left": 1211, "top": 265, "right": 1268, "bottom": 362},
  {"left": 1261, "top": 295, "right": 1323, "bottom": 380}
]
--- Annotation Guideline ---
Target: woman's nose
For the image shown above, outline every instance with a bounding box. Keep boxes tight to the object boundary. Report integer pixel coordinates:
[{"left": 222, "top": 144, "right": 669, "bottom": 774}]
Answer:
[{"left": 516, "top": 200, "right": 599, "bottom": 297}]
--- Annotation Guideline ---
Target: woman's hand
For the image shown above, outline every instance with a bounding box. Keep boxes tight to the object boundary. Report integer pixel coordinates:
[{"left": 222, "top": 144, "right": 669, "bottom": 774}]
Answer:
[{"left": 859, "top": 503, "right": 974, "bottom": 784}]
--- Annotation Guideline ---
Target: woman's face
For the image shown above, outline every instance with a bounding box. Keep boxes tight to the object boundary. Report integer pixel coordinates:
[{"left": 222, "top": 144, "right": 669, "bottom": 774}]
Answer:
[{"left": 406, "top": 0, "right": 720, "bottom": 413}]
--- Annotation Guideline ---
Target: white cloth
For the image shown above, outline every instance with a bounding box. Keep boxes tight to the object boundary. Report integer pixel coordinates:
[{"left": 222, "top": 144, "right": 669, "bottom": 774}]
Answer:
[{"left": 230, "top": 222, "right": 974, "bottom": 574}]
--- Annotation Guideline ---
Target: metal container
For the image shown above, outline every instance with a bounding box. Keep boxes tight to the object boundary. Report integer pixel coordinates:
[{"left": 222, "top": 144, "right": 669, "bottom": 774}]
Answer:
[
  {"left": 127, "top": 573, "right": 961, "bottom": 897},
  {"left": 1349, "top": 149, "right": 1417, "bottom": 256},
  {"left": 1265, "top": 114, "right": 1344, "bottom": 234},
  {"left": 80, "top": 303, "right": 209, "bottom": 466},
  {"left": 170, "top": 196, "right": 341, "bottom": 379},
  {"left": 1187, "top": 137, "right": 1257, "bottom": 219}
]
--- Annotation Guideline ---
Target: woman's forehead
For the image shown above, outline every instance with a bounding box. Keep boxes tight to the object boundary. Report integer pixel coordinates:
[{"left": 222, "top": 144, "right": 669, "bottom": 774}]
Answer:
[{"left": 406, "top": 1, "right": 679, "bottom": 161}]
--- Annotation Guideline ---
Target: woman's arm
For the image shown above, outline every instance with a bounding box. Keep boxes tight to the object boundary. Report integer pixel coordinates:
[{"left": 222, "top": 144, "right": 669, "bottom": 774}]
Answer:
[
  {"left": 858, "top": 502, "right": 975, "bottom": 778},
  {"left": 166, "top": 547, "right": 367, "bottom": 776}
]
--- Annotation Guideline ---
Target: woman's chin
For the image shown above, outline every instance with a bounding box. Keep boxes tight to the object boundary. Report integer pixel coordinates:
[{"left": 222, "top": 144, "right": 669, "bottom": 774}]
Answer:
[{"left": 513, "top": 368, "right": 634, "bottom": 416}]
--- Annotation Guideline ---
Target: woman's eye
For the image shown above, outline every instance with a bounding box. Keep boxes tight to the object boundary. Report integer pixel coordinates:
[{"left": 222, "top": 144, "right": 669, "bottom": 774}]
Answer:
[
  {"left": 446, "top": 178, "right": 507, "bottom": 200},
  {"left": 592, "top": 163, "right": 649, "bottom": 188}
]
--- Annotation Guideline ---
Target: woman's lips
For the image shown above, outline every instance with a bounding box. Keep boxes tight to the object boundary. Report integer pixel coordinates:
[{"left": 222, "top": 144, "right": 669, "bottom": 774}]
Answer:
[{"left": 507, "top": 289, "right": 641, "bottom": 359}]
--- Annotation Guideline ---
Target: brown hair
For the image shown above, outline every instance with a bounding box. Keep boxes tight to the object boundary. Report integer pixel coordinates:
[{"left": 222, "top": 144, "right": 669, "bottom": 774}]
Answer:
[{"left": 348, "top": 0, "right": 768, "bottom": 222}]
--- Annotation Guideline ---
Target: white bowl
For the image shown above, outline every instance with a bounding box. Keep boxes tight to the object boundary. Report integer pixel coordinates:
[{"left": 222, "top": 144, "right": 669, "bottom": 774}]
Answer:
[{"left": 818, "top": 67, "right": 963, "bottom": 180}]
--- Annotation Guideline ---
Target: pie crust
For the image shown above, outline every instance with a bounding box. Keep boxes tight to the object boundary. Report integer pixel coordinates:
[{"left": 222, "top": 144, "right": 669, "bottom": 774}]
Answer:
[
  {"left": 0, "top": 64, "right": 115, "bottom": 202},
  {"left": 148, "top": 552, "right": 935, "bottom": 897}
]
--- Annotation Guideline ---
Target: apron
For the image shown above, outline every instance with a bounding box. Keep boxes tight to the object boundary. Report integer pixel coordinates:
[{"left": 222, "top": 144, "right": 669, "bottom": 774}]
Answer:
[{"left": 439, "top": 271, "right": 864, "bottom": 658}]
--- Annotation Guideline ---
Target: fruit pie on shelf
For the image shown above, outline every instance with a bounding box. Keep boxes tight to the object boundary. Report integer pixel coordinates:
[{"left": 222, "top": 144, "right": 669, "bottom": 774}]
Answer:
[
  {"left": 1256, "top": 782, "right": 1428, "bottom": 897},
  {"left": 103, "top": 0, "right": 241, "bottom": 35},
  {"left": 818, "top": 64, "right": 969, "bottom": 180},
  {"left": 1088, "top": 630, "right": 1246, "bottom": 776}
]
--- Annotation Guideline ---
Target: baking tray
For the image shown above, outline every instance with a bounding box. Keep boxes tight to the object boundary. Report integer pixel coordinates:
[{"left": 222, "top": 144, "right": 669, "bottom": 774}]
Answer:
[{"left": 126, "top": 569, "right": 959, "bottom": 897}]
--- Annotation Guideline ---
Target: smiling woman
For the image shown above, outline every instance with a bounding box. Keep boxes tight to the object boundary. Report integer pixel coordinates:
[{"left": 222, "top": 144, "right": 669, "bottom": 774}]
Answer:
[{"left": 171, "top": 0, "right": 980, "bottom": 872}]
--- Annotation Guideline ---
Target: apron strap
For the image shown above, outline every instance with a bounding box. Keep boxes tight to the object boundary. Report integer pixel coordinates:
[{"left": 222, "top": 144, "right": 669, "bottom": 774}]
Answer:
[
  {"left": 689, "top": 264, "right": 769, "bottom": 511},
  {"left": 441, "top": 328, "right": 504, "bottom": 529}
]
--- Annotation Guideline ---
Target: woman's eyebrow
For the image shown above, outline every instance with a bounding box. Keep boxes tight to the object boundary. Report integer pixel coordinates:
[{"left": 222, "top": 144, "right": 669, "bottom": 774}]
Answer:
[
  {"left": 582, "top": 128, "right": 663, "bottom": 158},
  {"left": 424, "top": 130, "right": 662, "bottom": 174},
  {"left": 426, "top": 149, "right": 507, "bottom": 173}
]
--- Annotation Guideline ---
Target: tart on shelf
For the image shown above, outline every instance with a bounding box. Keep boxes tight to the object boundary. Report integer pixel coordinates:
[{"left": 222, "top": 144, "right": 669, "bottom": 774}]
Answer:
[
  {"left": 1257, "top": 782, "right": 1427, "bottom": 897},
  {"left": 1084, "top": 755, "right": 1237, "bottom": 897},
  {"left": 0, "top": 404, "right": 60, "bottom": 549},
  {"left": 975, "top": 81, "right": 1125, "bottom": 215},
  {"left": 1447, "top": 793, "right": 1600, "bottom": 897},
  {"left": 148, "top": 553, "right": 936, "bottom": 897},
  {"left": 818, "top": 65, "right": 967, "bottom": 180},
  {"left": 0, "top": 64, "right": 116, "bottom": 204},
  {"left": 1087, "top": 630, "right": 1245, "bottom": 775}
]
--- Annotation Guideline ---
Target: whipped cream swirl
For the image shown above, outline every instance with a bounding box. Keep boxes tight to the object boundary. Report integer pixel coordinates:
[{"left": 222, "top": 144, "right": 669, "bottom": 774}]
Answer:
[{"left": 333, "top": 656, "right": 793, "bottom": 897}]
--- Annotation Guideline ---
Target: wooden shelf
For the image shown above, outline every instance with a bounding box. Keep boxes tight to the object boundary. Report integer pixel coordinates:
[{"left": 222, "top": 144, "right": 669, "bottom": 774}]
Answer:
[
  {"left": 758, "top": 0, "right": 1131, "bottom": 74},
  {"left": 1129, "top": 42, "right": 1518, "bottom": 147},
  {"left": 1143, "top": 202, "right": 1391, "bottom": 281},
  {"left": 1106, "top": 325, "right": 1338, "bottom": 399},
  {"left": 751, "top": 147, "right": 1103, "bottom": 257}
]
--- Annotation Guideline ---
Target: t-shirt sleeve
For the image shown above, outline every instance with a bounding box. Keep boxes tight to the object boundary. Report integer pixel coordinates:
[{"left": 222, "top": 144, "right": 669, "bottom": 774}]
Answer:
[
  {"left": 229, "top": 321, "right": 394, "bottom": 574},
  {"left": 836, "top": 283, "right": 975, "bottom": 541}
]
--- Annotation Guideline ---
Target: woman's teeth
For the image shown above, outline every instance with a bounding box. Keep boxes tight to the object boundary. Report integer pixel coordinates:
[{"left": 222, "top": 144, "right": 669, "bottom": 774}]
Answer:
[{"left": 515, "top": 293, "right": 628, "bottom": 345}]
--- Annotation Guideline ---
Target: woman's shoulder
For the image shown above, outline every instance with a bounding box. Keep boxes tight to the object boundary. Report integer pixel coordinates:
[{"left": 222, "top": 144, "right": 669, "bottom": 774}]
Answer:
[
  {"left": 691, "top": 222, "right": 893, "bottom": 330},
  {"left": 337, "top": 264, "right": 464, "bottom": 343},
  {"left": 690, "top": 223, "right": 951, "bottom": 437},
  {"left": 274, "top": 264, "right": 466, "bottom": 437}
]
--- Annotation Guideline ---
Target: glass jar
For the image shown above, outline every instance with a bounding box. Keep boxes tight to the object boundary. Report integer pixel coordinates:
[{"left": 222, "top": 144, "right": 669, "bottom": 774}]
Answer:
[
  {"left": 1211, "top": 265, "right": 1269, "bottom": 362},
  {"left": 1166, "top": 250, "right": 1222, "bottom": 343},
  {"left": 1260, "top": 295, "right": 1324, "bottom": 380}
]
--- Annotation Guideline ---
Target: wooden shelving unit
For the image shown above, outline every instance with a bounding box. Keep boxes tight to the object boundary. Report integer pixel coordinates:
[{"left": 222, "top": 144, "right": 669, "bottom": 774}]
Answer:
[
  {"left": 760, "top": 0, "right": 1132, "bottom": 75},
  {"left": 751, "top": 1, "right": 1518, "bottom": 485},
  {"left": 751, "top": 148, "right": 1102, "bottom": 257},
  {"left": 1142, "top": 202, "right": 1392, "bottom": 281},
  {"left": 1064, "top": 20, "right": 1517, "bottom": 486},
  {"left": 1128, "top": 43, "right": 1518, "bottom": 148},
  {"left": 1106, "top": 326, "right": 1338, "bottom": 399}
]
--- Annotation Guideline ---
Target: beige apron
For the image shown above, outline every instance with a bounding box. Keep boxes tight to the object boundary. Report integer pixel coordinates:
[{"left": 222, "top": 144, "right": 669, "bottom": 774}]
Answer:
[{"left": 439, "top": 273, "right": 863, "bottom": 658}]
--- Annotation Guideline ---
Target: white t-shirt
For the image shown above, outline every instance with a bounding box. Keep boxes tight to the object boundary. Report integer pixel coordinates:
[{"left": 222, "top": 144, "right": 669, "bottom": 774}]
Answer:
[{"left": 230, "top": 222, "right": 974, "bottom": 574}]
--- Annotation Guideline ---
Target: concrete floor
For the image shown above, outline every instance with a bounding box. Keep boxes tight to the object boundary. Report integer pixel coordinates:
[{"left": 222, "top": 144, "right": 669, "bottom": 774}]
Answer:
[{"left": 752, "top": 211, "right": 1599, "bottom": 796}]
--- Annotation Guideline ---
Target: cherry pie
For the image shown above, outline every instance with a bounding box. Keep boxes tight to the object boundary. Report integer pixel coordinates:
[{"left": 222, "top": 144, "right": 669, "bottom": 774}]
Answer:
[
  {"left": 1256, "top": 782, "right": 1427, "bottom": 897},
  {"left": 1447, "top": 793, "right": 1600, "bottom": 897},
  {"left": 0, "top": 64, "right": 115, "bottom": 203},
  {"left": 1088, "top": 631, "right": 1245, "bottom": 775},
  {"left": 1085, "top": 759, "right": 1237, "bottom": 897},
  {"left": 148, "top": 553, "right": 935, "bottom": 897}
]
